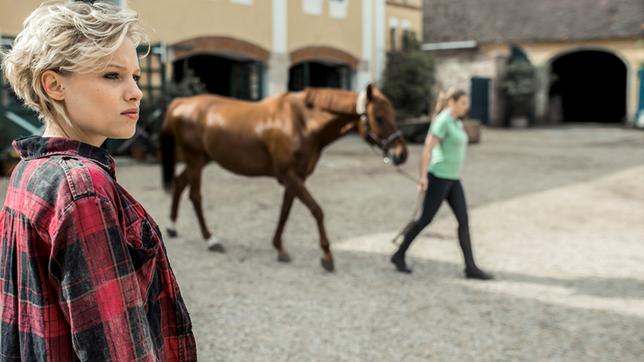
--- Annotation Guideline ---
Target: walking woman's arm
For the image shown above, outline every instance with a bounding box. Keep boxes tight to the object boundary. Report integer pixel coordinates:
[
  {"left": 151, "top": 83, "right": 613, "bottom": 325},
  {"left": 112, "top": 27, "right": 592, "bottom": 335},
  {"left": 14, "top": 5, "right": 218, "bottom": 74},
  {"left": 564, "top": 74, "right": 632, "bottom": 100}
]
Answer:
[{"left": 418, "top": 134, "right": 441, "bottom": 191}]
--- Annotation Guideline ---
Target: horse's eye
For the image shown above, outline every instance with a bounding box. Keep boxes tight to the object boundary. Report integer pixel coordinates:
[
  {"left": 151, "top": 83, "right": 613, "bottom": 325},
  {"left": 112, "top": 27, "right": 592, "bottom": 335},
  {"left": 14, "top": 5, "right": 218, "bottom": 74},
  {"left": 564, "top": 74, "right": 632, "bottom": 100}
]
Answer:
[{"left": 376, "top": 117, "right": 384, "bottom": 125}]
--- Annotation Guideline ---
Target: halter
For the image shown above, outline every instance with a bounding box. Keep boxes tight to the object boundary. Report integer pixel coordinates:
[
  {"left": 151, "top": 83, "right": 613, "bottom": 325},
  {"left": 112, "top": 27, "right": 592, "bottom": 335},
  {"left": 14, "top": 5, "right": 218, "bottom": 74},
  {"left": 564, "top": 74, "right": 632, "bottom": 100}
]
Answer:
[
  {"left": 359, "top": 114, "right": 403, "bottom": 155},
  {"left": 356, "top": 88, "right": 404, "bottom": 160}
]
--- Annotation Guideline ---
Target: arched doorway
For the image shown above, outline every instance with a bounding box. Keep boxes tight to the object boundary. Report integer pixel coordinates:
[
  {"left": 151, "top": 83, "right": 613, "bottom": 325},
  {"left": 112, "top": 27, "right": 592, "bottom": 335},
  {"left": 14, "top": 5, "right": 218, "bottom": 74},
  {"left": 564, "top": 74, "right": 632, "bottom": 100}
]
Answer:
[
  {"left": 288, "top": 61, "right": 352, "bottom": 91},
  {"left": 171, "top": 36, "right": 269, "bottom": 101},
  {"left": 173, "top": 55, "right": 263, "bottom": 100},
  {"left": 288, "top": 46, "right": 358, "bottom": 91},
  {"left": 548, "top": 50, "right": 627, "bottom": 123}
]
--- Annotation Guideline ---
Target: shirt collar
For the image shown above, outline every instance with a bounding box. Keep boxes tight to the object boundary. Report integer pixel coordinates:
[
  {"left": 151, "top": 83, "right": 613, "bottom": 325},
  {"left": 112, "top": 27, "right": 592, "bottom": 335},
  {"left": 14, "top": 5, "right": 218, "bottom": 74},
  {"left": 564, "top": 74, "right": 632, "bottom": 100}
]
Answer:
[{"left": 13, "top": 136, "right": 116, "bottom": 178}]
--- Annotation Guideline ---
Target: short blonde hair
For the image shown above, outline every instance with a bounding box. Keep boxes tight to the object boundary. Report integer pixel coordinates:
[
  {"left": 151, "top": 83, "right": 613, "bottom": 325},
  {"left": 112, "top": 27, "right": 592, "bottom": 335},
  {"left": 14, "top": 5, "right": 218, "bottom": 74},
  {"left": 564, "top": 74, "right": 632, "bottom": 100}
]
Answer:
[{"left": 1, "top": 1, "right": 148, "bottom": 126}]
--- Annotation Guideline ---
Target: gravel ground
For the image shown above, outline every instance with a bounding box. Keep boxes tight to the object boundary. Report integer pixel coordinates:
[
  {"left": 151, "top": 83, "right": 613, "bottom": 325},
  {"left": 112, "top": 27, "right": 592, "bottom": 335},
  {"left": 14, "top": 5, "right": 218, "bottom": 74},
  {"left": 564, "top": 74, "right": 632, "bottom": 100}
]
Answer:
[{"left": 1, "top": 125, "right": 643, "bottom": 361}]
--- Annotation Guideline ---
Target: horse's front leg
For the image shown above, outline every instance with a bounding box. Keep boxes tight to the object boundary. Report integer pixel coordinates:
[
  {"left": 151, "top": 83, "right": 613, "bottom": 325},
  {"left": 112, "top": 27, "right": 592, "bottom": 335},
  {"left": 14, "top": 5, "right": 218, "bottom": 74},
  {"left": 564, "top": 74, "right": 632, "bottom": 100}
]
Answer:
[{"left": 282, "top": 170, "right": 334, "bottom": 272}]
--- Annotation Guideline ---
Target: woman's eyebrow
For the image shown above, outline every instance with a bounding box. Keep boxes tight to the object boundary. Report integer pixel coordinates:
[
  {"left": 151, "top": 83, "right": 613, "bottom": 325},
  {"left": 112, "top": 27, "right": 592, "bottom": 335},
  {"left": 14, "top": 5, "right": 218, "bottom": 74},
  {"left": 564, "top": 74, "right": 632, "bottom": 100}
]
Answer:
[{"left": 105, "top": 63, "right": 142, "bottom": 73}]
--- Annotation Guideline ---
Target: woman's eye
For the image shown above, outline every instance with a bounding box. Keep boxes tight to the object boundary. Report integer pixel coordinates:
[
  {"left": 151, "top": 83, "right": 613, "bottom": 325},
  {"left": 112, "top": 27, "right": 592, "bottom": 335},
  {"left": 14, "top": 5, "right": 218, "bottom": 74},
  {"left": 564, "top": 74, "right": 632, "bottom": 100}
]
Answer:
[
  {"left": 133, "top": 74, "right": 141, "bottom": 82},
  {"left": 376, "top": 117, "right": 384, "bottom": 124},
  {"left": 104, "top": 72, "right": 120, "bottom": 80}
]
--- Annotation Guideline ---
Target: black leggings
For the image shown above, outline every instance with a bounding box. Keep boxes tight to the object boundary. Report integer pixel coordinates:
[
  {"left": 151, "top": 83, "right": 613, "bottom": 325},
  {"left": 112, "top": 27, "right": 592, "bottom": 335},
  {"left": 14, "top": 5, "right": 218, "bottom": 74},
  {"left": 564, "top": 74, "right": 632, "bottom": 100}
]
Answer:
[{"left": 395, "top": 173, "right": 479, "bottom": 270}]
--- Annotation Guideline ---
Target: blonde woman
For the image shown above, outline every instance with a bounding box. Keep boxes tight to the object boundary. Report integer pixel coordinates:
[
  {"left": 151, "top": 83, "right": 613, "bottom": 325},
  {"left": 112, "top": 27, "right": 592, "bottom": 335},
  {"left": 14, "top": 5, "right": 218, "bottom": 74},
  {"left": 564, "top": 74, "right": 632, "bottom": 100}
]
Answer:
[
  {"left": 0, "top": 2, "right": 196, "bottom": 360},
  {"left": 391, "top": 90, "right": 493, "bottom": 280}
]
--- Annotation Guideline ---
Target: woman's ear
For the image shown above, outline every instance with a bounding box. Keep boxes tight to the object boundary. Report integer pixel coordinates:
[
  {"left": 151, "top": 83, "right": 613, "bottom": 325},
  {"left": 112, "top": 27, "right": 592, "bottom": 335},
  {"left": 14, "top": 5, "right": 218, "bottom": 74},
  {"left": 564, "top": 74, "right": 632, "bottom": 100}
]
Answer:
[{"left": 41, "top": 70, "right": 66, "bottom": 101}]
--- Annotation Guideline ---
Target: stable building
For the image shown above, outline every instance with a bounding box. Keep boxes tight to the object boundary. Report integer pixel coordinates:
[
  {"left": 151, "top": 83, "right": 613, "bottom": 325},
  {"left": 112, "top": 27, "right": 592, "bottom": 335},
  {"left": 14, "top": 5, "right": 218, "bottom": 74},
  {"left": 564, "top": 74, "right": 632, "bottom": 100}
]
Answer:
[
  {"left": 1, "top": 0, "right": 423, "bottom": 101},
  {"left": 422, "top": 0, "right": 644, "bottom": 126}
]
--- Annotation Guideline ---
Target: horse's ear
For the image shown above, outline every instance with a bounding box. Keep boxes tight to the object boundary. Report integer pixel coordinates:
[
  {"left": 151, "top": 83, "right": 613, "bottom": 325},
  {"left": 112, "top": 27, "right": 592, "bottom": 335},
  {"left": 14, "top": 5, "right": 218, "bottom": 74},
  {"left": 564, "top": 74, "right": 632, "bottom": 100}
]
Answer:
[
  {"left": 356, "top": 83, "right": 376, "bottom": 114},
  {"left": 366, "top": 83, "right": 374, "bottom": 101}
]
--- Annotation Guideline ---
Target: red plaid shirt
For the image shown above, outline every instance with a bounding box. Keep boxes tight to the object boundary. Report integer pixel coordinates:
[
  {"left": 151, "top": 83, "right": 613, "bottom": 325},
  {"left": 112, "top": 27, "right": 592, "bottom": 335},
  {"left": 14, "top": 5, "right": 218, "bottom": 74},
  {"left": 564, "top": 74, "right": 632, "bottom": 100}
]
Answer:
[{"left": 0, "top": 136, "right": 197, "bottom": 361}]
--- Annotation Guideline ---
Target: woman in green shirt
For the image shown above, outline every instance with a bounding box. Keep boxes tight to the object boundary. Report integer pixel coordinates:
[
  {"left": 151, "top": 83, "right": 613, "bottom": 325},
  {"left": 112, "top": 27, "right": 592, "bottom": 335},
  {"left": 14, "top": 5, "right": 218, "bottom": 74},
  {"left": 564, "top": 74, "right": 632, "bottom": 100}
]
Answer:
[{"left": 391, "top": 90, "right": 493, "bottom": 279}]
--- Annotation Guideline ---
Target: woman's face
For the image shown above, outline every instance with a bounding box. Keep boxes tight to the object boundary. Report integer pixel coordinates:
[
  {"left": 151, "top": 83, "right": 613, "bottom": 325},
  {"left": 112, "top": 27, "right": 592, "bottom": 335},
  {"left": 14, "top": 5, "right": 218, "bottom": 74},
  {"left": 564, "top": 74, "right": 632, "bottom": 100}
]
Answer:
[
  {"left": 449, "top": 96, "right": 470, "bottom": 119},
  {"left": 58, "top": 38, "right": 142, "bottom": 146}
]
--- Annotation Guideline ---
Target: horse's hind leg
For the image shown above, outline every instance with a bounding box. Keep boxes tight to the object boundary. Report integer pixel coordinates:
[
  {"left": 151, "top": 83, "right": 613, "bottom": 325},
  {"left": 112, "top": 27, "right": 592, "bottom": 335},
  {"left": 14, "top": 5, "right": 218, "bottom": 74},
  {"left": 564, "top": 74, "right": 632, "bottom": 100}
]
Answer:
[
  {"left": 283, "top": 170, "right": 334, "bottom": 272},
  {"left": 167, "top": 168, "right": 189, "bottom": 237},
  {"left": 273, "top": 187, "right": 295, "bottom": 263},
  {"left": 187, "top": 161, "right": 224, "bottom": 252}
]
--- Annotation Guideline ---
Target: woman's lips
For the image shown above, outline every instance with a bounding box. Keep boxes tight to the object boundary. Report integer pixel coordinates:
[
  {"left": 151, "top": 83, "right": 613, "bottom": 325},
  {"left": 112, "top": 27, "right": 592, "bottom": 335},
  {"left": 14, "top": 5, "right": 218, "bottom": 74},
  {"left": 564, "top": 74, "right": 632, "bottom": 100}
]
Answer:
[{"left": 121, "top": 111, "right": 139, "bottom": 121}]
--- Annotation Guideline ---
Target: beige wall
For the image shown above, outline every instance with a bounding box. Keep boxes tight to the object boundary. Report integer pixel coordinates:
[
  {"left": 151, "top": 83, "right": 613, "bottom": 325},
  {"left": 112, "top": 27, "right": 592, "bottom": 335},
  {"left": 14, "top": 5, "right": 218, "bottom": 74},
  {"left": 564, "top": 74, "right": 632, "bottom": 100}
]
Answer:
[
  {"left": 1, "top": 1, "right": 391, "bottom": 67},
  {"left": 0, "top": 1, "right": 273, "bottom": 51},
  {"left": 433, "top": 53, "right": 496, "bottom": 91},
  {"left": 287, "top": 0, "right": 362, "bottom": 61},
  {"left": 1, "top": 1, "right": 417, "bottom": 94},
  {"left": 432, "top": 52, "right": 499, "bottom": 124},
  {"left": 481, "top": 38, "right": 644, "bottom": 67},
  {"left": 481, "top": 38, "right": 644, "bottom": 121},
  {"left": 129, "top": 0, "right": 272, "bottom": 50},
  {"left": 386, "top": 0, "right": 423, "bottom": 8},
  {"left": 385, "top": 1, "right": 423, "bottom": 51},
  {"left": 0, "top": 1, "right": 44, "bottom": 35}
]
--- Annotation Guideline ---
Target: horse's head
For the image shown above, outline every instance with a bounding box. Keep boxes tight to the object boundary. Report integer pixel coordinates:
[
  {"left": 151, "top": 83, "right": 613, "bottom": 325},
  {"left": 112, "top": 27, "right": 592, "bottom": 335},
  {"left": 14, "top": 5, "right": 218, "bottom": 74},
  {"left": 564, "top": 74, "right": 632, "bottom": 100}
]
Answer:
[{"left": 355, "top": 84, "right": 408, "bottom": 165}]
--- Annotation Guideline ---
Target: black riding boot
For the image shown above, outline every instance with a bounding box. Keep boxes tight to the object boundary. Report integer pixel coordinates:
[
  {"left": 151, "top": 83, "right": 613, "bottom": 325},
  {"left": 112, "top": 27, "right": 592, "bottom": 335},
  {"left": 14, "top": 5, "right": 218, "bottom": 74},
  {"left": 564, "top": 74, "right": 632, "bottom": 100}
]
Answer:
[
  {"left": 391, "top": 223, "right": 419, "bottom": 274},
  {"left": 459, "top": 226, "right": 493, "bottom": 280}
]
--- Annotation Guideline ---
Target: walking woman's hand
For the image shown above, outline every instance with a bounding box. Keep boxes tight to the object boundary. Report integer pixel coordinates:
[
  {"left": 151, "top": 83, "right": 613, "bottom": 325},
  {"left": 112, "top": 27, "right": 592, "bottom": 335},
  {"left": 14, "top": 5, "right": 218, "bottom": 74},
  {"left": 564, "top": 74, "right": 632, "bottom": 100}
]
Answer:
[{"left": 418, "top": 175, "right": 428, "bottom": 192}]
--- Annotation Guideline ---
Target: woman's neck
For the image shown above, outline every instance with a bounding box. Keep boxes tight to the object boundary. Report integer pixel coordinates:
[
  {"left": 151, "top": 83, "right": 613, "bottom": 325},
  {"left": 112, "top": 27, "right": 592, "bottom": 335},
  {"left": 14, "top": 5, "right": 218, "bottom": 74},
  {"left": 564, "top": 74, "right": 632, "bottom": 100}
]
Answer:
[{"left": 42, "top": 120, "right": 105, "bottom": 147}]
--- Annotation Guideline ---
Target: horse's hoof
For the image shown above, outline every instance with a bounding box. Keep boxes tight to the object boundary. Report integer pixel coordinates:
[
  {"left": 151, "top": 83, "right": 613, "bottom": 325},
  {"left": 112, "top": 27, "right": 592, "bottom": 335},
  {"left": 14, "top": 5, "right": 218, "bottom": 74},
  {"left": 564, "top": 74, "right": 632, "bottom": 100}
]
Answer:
[
  {"left": 206, "top": 236, "right": 225, "bottom": 253},
  {"left": 277, "top": 253, "right": 292, "bottom": 263},
  {"left": 321, "top": 258, "right": 335, "bottom": 272},
  {"left": 166, "top": 228, "right": 178, "bottom": 238},
  {"left": 208, "top": 243, "right": 226, "bottom": 253}
]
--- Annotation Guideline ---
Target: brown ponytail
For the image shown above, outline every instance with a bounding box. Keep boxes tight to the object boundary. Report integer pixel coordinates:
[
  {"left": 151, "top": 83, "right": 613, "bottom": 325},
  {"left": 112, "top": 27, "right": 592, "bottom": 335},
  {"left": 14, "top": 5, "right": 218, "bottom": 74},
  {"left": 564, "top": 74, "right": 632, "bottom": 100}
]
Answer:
[{"left": 432, "top": 88, "right": 467, "bottom": 119}]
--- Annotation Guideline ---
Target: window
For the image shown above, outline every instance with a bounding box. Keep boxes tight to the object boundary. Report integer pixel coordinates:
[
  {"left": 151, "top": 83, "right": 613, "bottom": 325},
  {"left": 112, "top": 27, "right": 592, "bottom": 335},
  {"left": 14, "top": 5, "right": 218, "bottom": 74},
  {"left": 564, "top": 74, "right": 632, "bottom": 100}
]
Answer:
[
  {"left": 402, "top": 30, "right": 411, "bottom": 50},
  {"left": 303, "top": 0, "right": 323, "bottom": 15},
  {"left": 389, "top": 17, "right": 399, "bottom": 51},
  {"left": 329, "top": 0, "right": 347, "bottom": 19},
  {"left": 401, "top": 19, "right": 412, "bottom": 50},
  {"left": 86, "top": 0, "right": 124, "bottom": 7}
]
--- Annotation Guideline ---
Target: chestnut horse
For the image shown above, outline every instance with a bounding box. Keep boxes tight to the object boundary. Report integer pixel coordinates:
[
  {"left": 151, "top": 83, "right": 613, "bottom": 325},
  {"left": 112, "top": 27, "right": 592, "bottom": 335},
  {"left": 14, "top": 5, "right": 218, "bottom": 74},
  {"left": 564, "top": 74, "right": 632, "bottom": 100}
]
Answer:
[{"left": 160, "top": 84, "right": 407, "bottom": 271}]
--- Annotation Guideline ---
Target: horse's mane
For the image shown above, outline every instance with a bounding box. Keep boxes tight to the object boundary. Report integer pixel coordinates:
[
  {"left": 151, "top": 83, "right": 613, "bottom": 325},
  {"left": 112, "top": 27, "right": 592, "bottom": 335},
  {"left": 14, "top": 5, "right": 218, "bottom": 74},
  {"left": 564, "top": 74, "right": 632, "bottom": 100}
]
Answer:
[
  {"left": 303, "top": 88, "right": 358, "bottom": 115},
  {"left": 279, "top": 92, "right": 309, "bottom": 129}
]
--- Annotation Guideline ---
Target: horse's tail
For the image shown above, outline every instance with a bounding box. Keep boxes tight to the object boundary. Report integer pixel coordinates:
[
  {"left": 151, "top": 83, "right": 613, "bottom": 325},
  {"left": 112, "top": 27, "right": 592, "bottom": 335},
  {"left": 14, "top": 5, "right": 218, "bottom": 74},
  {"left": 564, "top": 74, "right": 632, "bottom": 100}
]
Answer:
[{"left": 160, "top": 101, "right": 176, "bottom": 193}]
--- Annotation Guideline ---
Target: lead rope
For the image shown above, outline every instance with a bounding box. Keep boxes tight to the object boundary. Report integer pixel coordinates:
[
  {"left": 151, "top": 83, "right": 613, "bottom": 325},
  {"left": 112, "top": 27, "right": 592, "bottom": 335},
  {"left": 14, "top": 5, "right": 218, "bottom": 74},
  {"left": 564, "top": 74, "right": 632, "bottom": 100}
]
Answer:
[
  {"left": 389, "top": 161, "right": 425, "bottom": 246},
  {"left": 359, "top": 117, "right": 424, "bottom": 246},
  {"left": 392, "top": 188, "right": 425, "bottom": 245},
  {"left": 367, "top": 144, "right": 425, "bottom": 245}
]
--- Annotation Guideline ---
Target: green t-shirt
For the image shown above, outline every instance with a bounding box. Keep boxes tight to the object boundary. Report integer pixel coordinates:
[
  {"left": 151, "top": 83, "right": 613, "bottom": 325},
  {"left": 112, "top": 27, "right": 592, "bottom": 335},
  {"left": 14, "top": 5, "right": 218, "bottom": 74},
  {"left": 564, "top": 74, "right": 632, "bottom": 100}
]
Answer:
[{"left": 428, "top": 110, "right": 468, "bottom": 180}]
